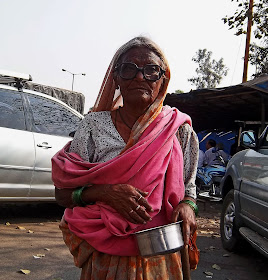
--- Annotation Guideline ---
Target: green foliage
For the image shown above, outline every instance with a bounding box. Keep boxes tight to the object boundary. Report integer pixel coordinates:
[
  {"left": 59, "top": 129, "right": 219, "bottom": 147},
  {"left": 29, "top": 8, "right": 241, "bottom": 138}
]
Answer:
[
  {"left": 222, "top": 0, "right": 268, "bottom": 39},
  {"left": 249, "top": 39, "right": 268, "bottom": 77},
  {"left": 188, "top": 49, "right": 228, "bottom": 89},
  {"left": 223, "top": 0, "right": 268, "bottom": 77},
  {"left": 174, "top": 89, "right": 184, "bottom": 94}
]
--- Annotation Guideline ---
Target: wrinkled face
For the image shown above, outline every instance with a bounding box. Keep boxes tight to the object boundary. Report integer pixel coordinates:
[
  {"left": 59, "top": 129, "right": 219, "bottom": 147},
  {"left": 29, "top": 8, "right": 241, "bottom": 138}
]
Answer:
[{"left": 114, "top": 47, "right": 165, "bottom": 110}]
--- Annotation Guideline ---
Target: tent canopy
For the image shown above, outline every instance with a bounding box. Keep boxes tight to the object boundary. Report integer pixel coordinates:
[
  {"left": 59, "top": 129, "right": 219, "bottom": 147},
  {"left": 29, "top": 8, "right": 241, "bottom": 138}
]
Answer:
[{"left": 164, "top": 75, "right": 268, "bottom": 133}]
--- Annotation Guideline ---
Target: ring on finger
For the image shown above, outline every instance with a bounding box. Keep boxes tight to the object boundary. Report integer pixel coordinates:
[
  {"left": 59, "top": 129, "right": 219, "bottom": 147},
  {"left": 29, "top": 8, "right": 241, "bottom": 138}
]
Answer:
[
  {"left": 137, "top": 195, "right": 143, "bottom": 202},
  {"left": 129, "top": 209, "right": 134, "bottom": 214},
  {"left": 135, "top": 205, "right": 141, "bottom": 211}
]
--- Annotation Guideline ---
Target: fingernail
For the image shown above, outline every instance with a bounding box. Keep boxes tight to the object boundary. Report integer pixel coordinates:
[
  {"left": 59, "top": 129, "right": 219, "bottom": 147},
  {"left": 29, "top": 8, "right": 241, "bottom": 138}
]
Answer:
[{"left": 143, "top": 221, "right": 147, "bottom": 224}]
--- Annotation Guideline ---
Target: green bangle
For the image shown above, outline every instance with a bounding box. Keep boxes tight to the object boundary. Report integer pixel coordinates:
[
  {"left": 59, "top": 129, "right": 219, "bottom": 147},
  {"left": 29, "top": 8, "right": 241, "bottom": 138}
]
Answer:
[
  {"left": 72, "top": 186, "right": 87, "bottom": 207},
  {"left": 180, "top": 199, "right": 198, "bottom": 216}
]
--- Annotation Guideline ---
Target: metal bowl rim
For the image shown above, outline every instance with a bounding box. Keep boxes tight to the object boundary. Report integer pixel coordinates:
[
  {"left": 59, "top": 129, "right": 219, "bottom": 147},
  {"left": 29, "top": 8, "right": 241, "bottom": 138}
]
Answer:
[{"left": 134, "top": 220, "right": 183, "bottom": 235}]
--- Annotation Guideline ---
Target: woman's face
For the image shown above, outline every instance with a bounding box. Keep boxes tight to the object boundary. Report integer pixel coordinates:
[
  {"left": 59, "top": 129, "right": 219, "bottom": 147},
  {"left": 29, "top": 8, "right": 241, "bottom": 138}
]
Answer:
[{"left": 115, "top": 47, "right": 165, "bottom": 111}]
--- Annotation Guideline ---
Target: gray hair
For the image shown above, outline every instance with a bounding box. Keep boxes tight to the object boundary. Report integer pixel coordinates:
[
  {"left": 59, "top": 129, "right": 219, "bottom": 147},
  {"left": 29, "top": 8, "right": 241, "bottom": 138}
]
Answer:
[{"left": 114, "top": 36, "right": 169, "bottom": 69}]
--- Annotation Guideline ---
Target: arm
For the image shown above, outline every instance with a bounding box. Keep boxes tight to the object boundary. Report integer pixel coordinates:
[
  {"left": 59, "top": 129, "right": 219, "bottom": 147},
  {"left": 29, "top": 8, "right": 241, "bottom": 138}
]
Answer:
[
  {"left": 55, "top": 184, "right": 153, "bottom": 224},
  {"left": 171, "top": 123, "right": 199, "bottom": 245}
]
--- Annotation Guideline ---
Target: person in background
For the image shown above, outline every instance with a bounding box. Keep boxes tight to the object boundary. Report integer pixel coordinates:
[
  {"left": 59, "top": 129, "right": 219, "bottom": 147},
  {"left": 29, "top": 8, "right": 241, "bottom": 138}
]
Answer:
[
  {"left": 52, "top": 36, "right": 199, "bottom": 280},
  {"left": 213, "top": 142, "right": 230, "bottom": 165},
  {"left": 198, "top": 148, "right": 205, "bottom": 168},
  {"left": 204, "top": 139, "right": 217, "bottom": 165}
]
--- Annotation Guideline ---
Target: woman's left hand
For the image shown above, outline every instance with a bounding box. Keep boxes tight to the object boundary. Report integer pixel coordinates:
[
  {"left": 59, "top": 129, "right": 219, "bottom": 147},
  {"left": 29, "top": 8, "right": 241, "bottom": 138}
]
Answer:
[{"left": 171, "top": 198, "right": 197, "bottom": 246}]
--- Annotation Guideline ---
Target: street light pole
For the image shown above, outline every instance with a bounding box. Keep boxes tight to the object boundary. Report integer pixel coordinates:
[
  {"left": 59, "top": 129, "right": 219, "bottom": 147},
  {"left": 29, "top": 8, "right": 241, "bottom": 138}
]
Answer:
[{"left": 62, "top": 69, "right": 86, "bottom": 91}]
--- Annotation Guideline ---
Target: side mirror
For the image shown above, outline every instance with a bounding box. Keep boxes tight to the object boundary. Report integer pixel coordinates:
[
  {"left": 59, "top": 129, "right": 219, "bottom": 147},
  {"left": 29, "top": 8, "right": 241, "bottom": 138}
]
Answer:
[{"left": 240, "top": 131, "right": 256, "bottom": 148}]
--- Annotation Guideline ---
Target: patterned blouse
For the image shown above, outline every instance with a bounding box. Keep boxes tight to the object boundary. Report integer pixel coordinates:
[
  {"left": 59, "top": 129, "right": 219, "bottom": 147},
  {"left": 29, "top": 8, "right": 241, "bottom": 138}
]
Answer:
[{"left": 70, "top": 111, "right": 199, "bottom": 199}]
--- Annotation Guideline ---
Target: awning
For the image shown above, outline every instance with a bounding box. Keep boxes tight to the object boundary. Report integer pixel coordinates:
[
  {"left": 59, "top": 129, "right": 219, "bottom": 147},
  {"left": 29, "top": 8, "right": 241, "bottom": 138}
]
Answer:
[{"left": 164, "top": 75, "right": 268, "bottom": 132}]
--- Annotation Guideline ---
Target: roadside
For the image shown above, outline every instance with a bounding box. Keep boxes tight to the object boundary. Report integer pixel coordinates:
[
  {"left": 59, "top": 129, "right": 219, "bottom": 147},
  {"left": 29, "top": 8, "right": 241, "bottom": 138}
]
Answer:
[
  {"left": 0, "top": 202, "right": 267, "bottom": 280},
  {"left": 192, "top": 200, "right": 268, "bottom": 280}
]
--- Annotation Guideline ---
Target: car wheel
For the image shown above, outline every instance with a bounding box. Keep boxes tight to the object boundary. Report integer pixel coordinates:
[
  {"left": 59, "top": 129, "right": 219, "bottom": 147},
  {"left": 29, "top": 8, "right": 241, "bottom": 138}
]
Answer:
[{"left": 220, "top": 189, "right": 241, "bottom": 251}]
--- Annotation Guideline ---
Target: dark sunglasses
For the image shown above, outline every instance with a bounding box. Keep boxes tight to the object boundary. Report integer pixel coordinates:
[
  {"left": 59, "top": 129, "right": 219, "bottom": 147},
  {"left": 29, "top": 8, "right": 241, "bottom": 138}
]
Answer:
[{"left": 114, "top": 62, "right": 165, "bottom": 81}]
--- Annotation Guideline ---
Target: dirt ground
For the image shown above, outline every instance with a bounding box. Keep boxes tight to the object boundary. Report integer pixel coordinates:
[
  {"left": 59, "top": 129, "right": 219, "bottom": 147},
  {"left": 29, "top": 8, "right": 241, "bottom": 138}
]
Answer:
[
  {"left": 0, "top": 201, "right": 267, "bottom": 280},
  {"left": 196, "top": 199, "right": 221, "bottom": 237},
  {"left": 192, "top": 199, "right": 268, "bottom": 280}
]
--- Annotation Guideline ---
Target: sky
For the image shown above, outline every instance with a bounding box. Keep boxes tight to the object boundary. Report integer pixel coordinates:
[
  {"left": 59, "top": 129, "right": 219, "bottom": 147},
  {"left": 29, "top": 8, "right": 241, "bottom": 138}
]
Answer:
[{"left": 1, "top": 0, "right": 256, "bottom": 113}]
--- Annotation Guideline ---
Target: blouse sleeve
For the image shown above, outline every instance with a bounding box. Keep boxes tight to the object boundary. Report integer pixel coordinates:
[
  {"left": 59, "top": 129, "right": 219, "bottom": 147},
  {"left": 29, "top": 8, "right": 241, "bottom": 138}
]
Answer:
[
  {"left": 69, "top": 114, "right": 95, "bottom": 162},
  {"left": 176, "top": 123, "right": 199, "bottom": 200}
]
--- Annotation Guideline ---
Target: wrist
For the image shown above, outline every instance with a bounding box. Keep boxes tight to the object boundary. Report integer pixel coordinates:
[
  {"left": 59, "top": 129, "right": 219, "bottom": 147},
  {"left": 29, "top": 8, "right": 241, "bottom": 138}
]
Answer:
[
  {"left": 179, "top": 199, "right": 198, "bottom": 216},
  {"left": 72, "top": 185, "right": 95, "bottom": 207}
]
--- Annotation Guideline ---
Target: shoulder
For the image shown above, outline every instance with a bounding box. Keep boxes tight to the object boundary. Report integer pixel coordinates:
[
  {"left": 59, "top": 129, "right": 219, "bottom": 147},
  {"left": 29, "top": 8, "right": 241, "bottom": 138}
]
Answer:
[
  {"left": 81, "top": 111, "right": 111, "bottom": 126},
  {"left": 178, "top": 122, "right": 197, "bottom": 140}
]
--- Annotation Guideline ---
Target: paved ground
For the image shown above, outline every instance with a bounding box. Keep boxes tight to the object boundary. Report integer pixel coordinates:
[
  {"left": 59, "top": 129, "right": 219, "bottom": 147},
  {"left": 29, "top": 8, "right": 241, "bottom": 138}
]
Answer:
[{"left": 0, "top": 201, "right": 267, "bottom": 280}]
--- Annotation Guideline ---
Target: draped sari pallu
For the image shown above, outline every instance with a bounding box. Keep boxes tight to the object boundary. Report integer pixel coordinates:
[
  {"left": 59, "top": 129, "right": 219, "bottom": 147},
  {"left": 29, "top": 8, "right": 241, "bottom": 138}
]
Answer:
[{"left": 52, "top": 106, "right": 191, "bottom": 256}]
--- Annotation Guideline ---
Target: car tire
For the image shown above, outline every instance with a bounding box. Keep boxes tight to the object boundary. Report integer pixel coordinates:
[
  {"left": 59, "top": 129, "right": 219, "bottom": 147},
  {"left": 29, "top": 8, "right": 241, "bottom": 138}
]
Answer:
[{"left": 220, "top": 189, "right": 241, "bottom": 251}]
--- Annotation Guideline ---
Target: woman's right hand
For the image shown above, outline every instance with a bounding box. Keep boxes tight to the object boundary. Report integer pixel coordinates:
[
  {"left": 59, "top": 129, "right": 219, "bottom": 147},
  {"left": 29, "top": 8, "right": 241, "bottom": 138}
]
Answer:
[{"left": 97, "top": 184, "right": 154, "bottom": 224}]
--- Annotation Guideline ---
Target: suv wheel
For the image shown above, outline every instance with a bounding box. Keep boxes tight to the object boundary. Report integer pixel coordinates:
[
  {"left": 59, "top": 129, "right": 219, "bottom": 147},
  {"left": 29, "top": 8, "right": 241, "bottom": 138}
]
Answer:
[{"left": 220, "top": 189, "right": 241, "bottom": 251}]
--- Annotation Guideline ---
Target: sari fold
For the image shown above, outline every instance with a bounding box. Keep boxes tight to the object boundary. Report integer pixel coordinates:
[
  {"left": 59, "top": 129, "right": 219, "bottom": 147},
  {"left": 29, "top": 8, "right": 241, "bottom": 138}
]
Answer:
[{"left": 52, "top": 106, "right": 191, "bottom": 256}]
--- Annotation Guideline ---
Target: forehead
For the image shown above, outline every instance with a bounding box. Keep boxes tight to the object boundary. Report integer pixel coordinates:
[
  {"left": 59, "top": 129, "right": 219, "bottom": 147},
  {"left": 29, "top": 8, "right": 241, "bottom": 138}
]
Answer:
[{"left": 119, "top": 47, "right": 162, "bottom": 66}]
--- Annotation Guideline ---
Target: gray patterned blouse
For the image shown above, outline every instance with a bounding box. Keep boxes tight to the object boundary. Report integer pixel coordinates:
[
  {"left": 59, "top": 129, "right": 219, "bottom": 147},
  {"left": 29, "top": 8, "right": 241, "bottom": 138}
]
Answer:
[{"left": 70, "top": 111, "right": 198, "bottom": 199}]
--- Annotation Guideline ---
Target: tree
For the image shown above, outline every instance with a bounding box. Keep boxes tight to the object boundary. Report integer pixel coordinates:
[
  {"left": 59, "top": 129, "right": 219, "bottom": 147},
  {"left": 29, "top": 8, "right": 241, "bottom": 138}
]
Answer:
[
  {"left": 174, "top": 89, "right": 184, "bottom": 94},
  {"left": 188, "top": 49, "right": 228, "bottom": 89},
  {"left": 222, "top": 0, "right": 268, "bottom": 39},
  {"left": 223, "top": 0, "right": 268, "bottom": 77},
  {"left": 249, "top": 39, "right": 268, "bottom": 77}
]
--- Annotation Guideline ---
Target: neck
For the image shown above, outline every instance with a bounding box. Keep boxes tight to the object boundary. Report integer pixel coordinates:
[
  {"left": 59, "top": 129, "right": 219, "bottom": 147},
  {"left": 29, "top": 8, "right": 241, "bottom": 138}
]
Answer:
[{"left": 119, "top": 104, "right": 148, "bottom": 126}]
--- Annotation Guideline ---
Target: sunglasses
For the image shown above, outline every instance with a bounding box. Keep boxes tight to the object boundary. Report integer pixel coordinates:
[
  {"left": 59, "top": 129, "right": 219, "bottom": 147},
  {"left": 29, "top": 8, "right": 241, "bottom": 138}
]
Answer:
[{"left": 114, "top": 62, "right": 165, "bottom": 81}]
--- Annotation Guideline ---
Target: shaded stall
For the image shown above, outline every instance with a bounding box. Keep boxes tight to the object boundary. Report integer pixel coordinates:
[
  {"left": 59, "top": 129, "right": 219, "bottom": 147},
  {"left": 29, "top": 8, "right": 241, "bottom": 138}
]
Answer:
[{"left": 164, "top": 75, "right": 268, "bottom": 134}]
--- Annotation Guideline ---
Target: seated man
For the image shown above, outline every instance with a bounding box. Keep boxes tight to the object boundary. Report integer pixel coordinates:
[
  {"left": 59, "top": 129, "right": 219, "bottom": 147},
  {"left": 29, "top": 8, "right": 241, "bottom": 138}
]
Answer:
[{"left": 204, "top": 139, "right": 217, "bottom": 166}]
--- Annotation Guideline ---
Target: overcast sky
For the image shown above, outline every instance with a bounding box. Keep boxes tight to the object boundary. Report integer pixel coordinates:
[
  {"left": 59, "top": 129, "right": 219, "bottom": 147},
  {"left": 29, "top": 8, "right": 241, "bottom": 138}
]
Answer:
[{"left": 1, "top": 0, "right": 255, "bottom": 113}]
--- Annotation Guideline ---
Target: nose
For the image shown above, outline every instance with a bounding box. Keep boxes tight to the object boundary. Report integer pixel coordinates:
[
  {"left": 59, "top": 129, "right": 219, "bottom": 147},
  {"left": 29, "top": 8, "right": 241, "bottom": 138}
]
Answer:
[{"left": 135, "top": 69, "right": 145, "bottom": 81}]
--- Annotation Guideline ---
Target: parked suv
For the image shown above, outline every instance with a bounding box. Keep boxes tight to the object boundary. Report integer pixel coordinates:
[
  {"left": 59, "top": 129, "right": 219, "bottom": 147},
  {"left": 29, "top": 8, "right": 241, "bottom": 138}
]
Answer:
[
  {"left": 0, "top": 71, "right": 83, "bottom": 202},
  {"left": 220, "top": 127, "right": 268, "bottom": 258}
]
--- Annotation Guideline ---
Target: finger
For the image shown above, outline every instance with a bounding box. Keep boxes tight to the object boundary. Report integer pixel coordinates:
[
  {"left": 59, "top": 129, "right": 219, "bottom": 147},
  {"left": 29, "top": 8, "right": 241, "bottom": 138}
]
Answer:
[
  {"left": 138, "top": 197, "right": 154, "bottom": 212},
  {"left": 171, "top": 208, "right": 179, "bottom": 223},
  {"left": 122, "top": 209, "right": 139, "bottom": 224},
  {"left": 136, "top": 189, "right": 149, "bottom": 197},
  {"left": 129, "top": 211, "right": 146, "bottom": 224},
  {"left": 135, "top": 205, "right": 152, "bottom": 221}
]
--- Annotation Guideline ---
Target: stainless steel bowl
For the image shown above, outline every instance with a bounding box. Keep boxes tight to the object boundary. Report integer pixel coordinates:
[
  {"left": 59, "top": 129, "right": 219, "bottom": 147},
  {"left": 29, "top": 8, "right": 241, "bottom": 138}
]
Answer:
[{"left": 134, "top": 221, "right": 184, "bottom": 257}]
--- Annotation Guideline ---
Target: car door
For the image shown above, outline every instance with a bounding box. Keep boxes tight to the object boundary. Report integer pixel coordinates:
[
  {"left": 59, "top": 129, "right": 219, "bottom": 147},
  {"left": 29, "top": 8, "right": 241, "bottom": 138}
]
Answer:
[
  {"left": 25, "top": 91, "right": 82, "bottom": 200},
  {"left": 239, "top": 129, "right": 268, "bottom": 237},
  {"left": 0, "top": 87, "right": 35, "bottom": 200}
]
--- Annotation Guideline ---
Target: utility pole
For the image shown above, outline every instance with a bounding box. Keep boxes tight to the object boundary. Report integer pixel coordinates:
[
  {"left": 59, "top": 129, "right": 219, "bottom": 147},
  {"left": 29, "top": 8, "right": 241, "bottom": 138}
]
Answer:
[{"left": 242, "top": 0, "right": 254, "bottom": 83}]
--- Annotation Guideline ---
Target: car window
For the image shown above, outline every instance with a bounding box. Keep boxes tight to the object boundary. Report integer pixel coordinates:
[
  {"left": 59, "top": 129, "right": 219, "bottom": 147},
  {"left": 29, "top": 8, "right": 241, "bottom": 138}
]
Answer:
[
  {"left": 0, "top": 88, "right": 26, "bottom": 130},
  {"left": 27, "top": 93, "right": 82, "bottom": 137},
  {"left": 260, "top": 128, "right": 268, "bottom": 148}
]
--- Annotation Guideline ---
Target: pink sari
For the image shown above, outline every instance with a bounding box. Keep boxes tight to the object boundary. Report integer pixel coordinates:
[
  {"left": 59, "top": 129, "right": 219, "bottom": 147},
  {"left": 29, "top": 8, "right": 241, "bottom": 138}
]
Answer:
[{"left": 52, "top": 106, "right": 191, "bottom": 256}]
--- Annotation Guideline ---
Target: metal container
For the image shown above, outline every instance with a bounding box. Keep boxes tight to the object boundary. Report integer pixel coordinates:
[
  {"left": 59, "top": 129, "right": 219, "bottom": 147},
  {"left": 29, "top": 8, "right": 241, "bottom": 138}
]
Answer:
[{"left": 134, "top": 221, "right": 184, "bottom": 257}]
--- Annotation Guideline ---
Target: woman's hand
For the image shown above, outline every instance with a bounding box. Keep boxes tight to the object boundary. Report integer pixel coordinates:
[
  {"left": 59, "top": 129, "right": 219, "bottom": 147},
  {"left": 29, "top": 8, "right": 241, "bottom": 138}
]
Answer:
[
  {"left": 99, "top": 184, "right": 154, "bottom": 224},
  {"left": 171, "top": 198, "right": 197, "bottom": 246}
]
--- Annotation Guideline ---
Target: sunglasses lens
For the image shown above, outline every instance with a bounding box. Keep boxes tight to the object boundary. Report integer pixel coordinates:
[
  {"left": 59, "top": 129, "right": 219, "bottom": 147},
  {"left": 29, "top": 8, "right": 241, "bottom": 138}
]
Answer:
[
  {"left": 118, "top": 63, "right": 164, "bottom": 81},
  {"left": 119, "top": 63, "right": 137, "bottom": 79},
  {"left": 144, "top": 65, "right": 161, "bottom": 81}
]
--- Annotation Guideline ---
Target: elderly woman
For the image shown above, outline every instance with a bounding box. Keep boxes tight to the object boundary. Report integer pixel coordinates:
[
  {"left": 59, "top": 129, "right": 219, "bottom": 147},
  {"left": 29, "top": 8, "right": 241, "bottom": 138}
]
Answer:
[{"left": 52, "top": 36, "right": 199, "bottom": 280}]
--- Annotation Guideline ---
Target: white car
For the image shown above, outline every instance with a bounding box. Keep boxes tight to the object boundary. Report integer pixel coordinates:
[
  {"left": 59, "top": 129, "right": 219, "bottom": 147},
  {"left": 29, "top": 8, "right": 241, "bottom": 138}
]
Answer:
[{"left": 0, "top": 71, "right": 83, "bottom": 202}]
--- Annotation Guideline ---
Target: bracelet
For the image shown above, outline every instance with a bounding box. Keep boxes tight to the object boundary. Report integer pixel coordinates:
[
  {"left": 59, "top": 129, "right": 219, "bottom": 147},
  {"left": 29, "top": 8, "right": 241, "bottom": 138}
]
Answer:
[
  {"left": 72, "top": 187, "right": 87, "bottom": 207},
  {"left": 180, "top": 199, "right": 198, "bottom": 216}
]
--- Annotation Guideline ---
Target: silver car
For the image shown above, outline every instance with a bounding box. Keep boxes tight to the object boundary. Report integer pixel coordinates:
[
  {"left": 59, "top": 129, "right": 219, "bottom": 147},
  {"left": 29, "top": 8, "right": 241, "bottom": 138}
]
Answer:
[
  {"left": 0, "top": 83, "right": 83, "bottom": 202},
  {"left": 220, "top": 127, "right": 268, "bottom": 258}
]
